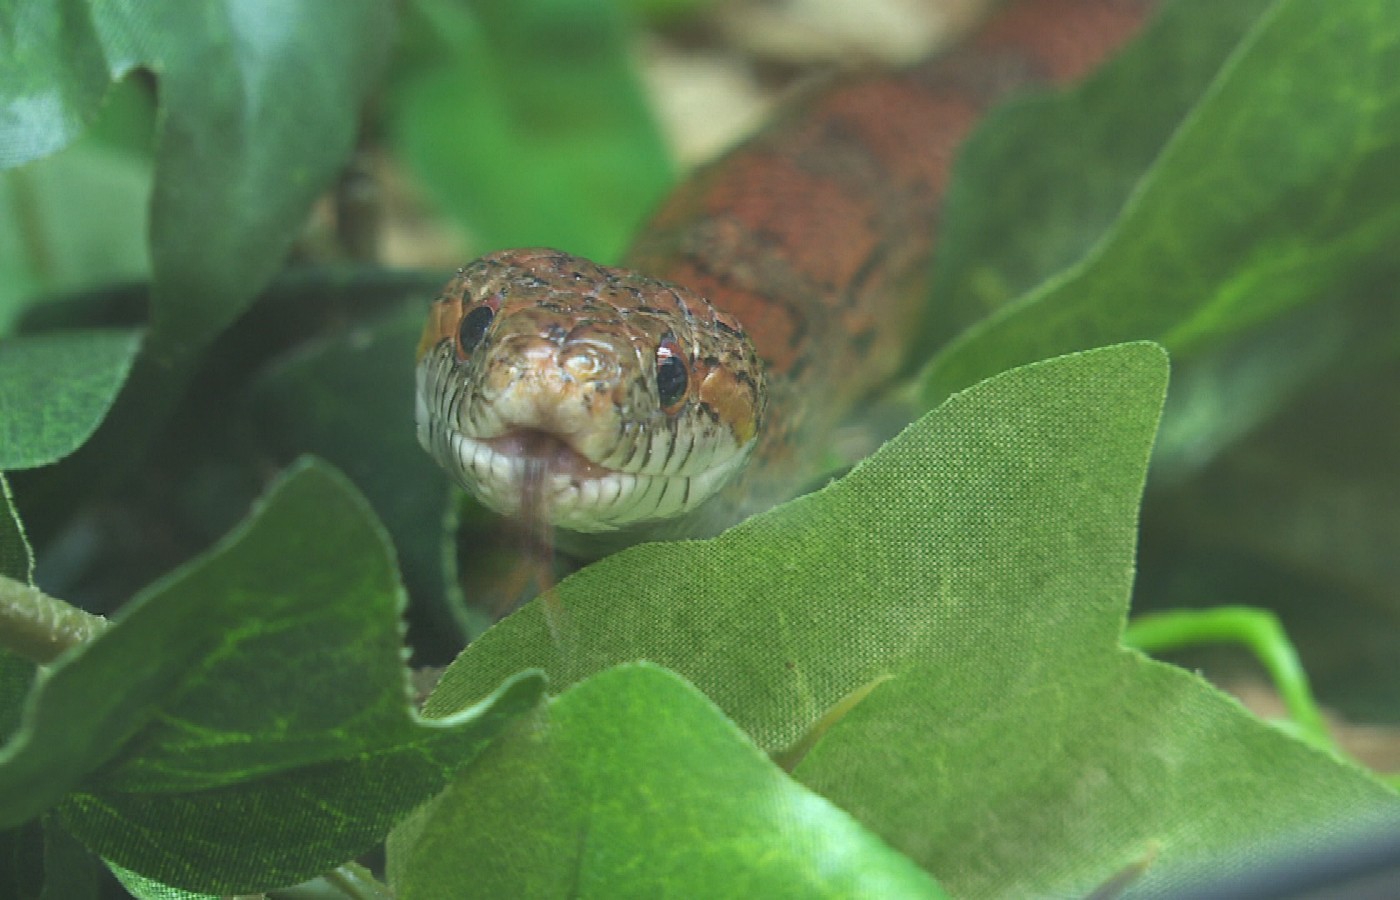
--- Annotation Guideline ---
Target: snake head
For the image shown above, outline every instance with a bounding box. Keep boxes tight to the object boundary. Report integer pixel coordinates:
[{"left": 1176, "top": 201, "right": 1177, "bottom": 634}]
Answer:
[{"left": 416, "top": 248, "right": 766, "bottom": 535}]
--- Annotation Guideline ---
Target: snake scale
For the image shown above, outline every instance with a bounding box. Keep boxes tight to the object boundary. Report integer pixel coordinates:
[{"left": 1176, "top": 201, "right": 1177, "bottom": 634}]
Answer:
[{"left": 417, "top": 0, "right": 1154, "bottom": 557}]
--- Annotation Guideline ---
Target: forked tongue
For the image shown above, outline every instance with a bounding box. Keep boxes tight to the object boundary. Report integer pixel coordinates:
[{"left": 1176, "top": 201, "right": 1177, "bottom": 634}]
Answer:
[{"left": 517, "top": 434, "right": 574, "bottom": 666}]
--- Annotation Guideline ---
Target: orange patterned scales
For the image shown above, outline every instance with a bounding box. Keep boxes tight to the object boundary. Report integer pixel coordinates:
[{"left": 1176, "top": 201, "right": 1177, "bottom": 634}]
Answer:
[{"left": 416, "top": 0, "right": 1155, "bottom": 556}]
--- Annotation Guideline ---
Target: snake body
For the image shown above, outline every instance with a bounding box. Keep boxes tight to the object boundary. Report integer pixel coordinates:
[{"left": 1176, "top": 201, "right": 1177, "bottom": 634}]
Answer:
[{"left": 417, "top": 0, "right": 1153, "bottom": 555}]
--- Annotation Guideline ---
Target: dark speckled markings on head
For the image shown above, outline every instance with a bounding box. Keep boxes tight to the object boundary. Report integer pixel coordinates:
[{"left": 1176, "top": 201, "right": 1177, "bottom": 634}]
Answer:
[
  {"left": 416, "top": 249, "right": 766, "bottom": 554},
  {"left": 416, "top": 0, "right": 1158, "bottom": 556}
]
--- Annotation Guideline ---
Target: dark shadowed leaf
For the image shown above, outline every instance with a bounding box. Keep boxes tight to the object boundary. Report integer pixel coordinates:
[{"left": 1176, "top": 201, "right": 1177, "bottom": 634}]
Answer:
[
  {"left": 250, "top": 302, "right": 475, "bottom": 645},
  {"left": 922, "top": 0, "right": 1273, "bottom": 347},
  {"left": 0, "top": 460, "right": 543, "bottom": 893}
]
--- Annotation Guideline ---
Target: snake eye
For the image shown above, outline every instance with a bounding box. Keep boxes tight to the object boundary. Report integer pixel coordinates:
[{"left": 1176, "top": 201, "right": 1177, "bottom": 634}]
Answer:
[
  {"left": 457, "top": 304, "right": 495, "bottom": 356},
  {"left": 656, "top": 335, "right": 688, "bottom": 413}
]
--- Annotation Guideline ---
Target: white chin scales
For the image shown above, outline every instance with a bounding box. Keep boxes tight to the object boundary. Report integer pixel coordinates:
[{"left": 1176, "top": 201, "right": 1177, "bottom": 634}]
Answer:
[{"left": 446, "top": 429, "right": 745, "bottom": 533}]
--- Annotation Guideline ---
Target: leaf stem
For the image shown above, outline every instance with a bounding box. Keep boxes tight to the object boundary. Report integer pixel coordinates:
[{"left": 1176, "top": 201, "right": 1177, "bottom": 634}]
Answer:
[
  {"left": 0, "top": 574, "right": 109, "bottom": 664},
  {"left": 1124, "top": 606, "right": 1331, "bottom": 750},
  {"left": 772, "top": 674, "right": 893, "bottom": 772}
]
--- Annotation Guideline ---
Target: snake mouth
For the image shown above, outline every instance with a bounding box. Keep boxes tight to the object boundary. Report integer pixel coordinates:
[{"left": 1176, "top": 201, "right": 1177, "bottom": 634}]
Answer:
[
  {"left": 441, "top": 422, "right": 748, "bottom": 534},
  {"left": 479, "top": 429, "right": 613, "bottom": 483},
  {"left": 446, "top": 426, "right": 645, "bottom": 532}
]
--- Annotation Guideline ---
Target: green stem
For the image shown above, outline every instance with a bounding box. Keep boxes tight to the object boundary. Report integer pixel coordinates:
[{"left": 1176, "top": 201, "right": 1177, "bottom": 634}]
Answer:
[
  {"left": 0, "top": 574, "right": 109, "bottom": 664},
  {"left": 1128, "top": 610, "right": 1400, "bottom": 785},
  {"left": 1120, "top": 610, "right": 1327, "bottom": 750},
  {"left": 1124, "top": 606, "right": 1332, "bottom": 750}
]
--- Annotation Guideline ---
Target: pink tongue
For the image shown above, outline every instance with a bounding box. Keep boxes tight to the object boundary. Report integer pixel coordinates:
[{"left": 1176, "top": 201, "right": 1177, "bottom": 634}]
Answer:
[
  {"left": 519, "top": 437, "right": 554, "bottom": 551},
  {"left": 486, "top": 429, "right": 610, "bottom": 481},
  {"left": 487, "top": 429, "right": 612, "bottom": 552}
]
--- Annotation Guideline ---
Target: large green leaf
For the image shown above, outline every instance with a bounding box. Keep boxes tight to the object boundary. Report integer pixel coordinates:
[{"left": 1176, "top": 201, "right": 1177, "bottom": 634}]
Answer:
[
  {"left": 919, "top": 0, "right": 1400, "bottom": 418},
  {"left": 423, "top": 343, "right": 1399, "bottom": 895},
  {"left": 97, "top": 1, "right": 394, "bottom": 348},
  {"left": 387, "top": 0, "right": 673, "bottom": 263},
  {"left": 0, "top": 459, "right": 544, "bottom": 894},
  {"left": 0, "top": 0, "right": 396, "bottom": 347},
  {"left": 0, "top": 329, "right": 142, "bottom": 470},
  {"left": 390, "top": 663, "right": 947, "bottom": 898}
]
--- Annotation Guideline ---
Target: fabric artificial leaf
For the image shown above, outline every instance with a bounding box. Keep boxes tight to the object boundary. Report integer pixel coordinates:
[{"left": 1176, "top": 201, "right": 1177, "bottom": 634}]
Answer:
[
  {"left": 390, "top": 663, "right": 948, "bottom": 899},
  {"left": 423, "top": 343, "right": 1399, "bottom": 896}
]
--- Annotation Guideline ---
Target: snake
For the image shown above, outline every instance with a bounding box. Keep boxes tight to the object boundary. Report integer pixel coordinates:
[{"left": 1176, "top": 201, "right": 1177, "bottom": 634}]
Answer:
[{"left": 416, "top": 0, "right": 1154, "bottom": 557}]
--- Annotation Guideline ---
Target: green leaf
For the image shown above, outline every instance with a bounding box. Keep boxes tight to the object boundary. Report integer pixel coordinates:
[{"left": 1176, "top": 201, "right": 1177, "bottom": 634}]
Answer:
[
  {"left": 427, "top": 343, "right": 1170, "bottom": 744},
  {"left": 920, "top": 0, "right": 1400, "bottom": 410},
  {"left": 109, "top": 862, "right": 216, "bottom": 900},
  {"left": 249, "top": 302, "right": 475, "bottom": 643},
  {"left": 0, "top": 459, "right": 544, "bottom": 894},
  {"left": 99, "top": 1, "right": 394, "bottom": 349},
  {"left": 3, "top": 0, "right": 394, "bottom": 341},
  {"left": 390, "top": 663, "right": 947, "bottom": 899},
  {"left": 0, "top": 329, "right": 143, "bottom": 470},
  {"left": 387, "top": 0, "right": 673, "bottom": 262},
  {"left": 423, "top": 343, "right": 1400, "bottom": 895},
  {"left": 792, "top": 625, "right": 1395, "bottom": 898},
  {"left": 1144, "top": 297, "right": 1388, "bottom": 484}
]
